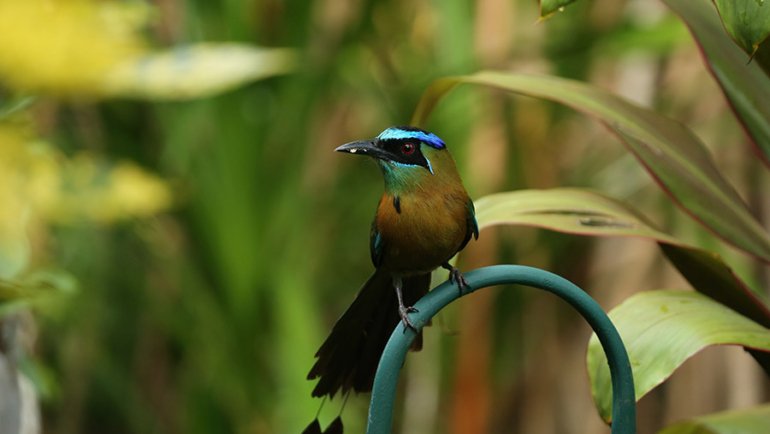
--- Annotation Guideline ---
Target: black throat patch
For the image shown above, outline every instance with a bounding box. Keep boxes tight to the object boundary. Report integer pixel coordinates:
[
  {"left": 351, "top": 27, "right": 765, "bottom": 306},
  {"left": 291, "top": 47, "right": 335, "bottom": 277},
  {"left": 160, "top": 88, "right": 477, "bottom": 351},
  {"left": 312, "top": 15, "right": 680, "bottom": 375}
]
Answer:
[{"left": 393, "top": 196, "right": 401, "bottom": 214}]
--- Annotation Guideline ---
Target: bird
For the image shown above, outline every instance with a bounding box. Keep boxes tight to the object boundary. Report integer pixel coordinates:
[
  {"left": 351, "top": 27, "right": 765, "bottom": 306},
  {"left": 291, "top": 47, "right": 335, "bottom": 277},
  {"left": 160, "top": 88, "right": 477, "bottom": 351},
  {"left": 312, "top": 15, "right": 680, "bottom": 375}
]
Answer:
[{"left": 306, "top": 126, "right": 479, "bottom": 407}]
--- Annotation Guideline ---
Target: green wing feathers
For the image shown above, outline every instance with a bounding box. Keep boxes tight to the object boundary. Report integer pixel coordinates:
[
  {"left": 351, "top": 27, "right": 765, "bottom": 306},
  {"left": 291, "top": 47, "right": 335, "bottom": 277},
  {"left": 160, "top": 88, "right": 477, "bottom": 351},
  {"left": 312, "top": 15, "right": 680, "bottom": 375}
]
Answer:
[
  {"left": 370, "top": 223, "right": 384, "bottom": 267},
  {"left": 460, "top": 199, "right": 479, "bottom": 251}
]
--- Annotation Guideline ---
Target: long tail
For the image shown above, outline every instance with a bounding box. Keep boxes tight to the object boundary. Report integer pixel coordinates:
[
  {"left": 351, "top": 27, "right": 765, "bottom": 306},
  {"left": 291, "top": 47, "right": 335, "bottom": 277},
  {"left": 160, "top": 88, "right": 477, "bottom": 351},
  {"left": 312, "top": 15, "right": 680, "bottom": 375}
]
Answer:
[{"left": 307, "top": 269, "right": 430, "bottom": 398}]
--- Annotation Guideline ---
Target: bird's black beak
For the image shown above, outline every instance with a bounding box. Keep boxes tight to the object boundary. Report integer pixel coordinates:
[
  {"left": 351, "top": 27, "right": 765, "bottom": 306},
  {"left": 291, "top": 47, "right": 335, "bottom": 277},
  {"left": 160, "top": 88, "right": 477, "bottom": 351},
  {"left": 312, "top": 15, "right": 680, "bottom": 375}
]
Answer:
[{"left": 335, "top": 139, "right": 390, "bottom": 160}]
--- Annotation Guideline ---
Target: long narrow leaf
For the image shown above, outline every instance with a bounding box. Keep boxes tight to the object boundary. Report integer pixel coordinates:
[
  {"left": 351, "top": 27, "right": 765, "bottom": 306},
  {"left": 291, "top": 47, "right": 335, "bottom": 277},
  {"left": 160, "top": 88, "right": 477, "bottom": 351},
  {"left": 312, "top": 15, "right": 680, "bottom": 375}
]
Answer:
[
  {"left": 587, "top": 290, "right": 770, "bottom": 422},
  {"left": 102, "top": 44, "right": 296, "bottom": 100},
  {"left": 414, "top": 71, "right": 770, "bottom": 262},
  {"left": 476, "top": 188, "right": 680, "bottom": 243},
  {"left": 474, "top": 188, "right": 770, "bottom": 326},
  {"left": 665, "top": 0, "right": 770, "bottom": 167}
]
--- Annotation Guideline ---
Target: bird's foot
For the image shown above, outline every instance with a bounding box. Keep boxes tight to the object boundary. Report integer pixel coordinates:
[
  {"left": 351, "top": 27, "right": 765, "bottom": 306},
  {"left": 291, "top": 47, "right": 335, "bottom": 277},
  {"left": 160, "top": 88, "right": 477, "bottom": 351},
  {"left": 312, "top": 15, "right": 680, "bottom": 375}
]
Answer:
[
  {"left": 398, "top": 305, "right": 419, "bottom": 333},
  {"left": 393, "top": 276, "right": 419, "bottom": 333},
  {"left": 442, "top": 262, "right": 470, "bottom": 295}
]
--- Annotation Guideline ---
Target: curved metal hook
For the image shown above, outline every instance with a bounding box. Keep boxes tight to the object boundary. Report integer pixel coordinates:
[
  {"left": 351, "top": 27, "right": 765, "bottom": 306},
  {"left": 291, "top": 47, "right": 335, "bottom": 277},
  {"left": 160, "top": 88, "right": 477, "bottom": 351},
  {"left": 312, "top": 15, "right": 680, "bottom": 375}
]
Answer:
[{"left": 366, "top": 264, "right": 636, "bottom": 434}]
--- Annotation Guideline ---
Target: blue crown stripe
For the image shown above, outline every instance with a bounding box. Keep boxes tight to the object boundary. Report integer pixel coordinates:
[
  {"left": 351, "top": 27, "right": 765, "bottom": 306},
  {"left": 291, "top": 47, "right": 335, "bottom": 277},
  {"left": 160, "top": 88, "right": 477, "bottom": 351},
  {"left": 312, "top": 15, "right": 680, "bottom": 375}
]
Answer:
[{"left": 377, "top": 127, "right": 445, "bottom": 149}]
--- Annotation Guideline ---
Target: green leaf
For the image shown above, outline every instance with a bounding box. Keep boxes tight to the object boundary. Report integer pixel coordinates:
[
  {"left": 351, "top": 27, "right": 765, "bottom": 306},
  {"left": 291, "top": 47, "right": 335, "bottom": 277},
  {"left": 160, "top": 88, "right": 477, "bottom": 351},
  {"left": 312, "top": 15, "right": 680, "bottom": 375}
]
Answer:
[
  {"left": 474, "top": 188, "right": 770, "bottom": 327},
  {"left": 539, "top": 0, "right": 577, "bottom": 18},
  {"left": 587, "top": 290, "right": 770, "bottom": 422},
  {"left": 101, "top": 44, "right": 296, "bottom": 100},
  {"left": 475, "top": 188, "right": 770, "bottom": 384},
  {"left": 413, "top": 71, "right": 770, "bottom": 262},
  {"left": 659, "top": 404, "right": 770, "bottom": 434},
  {"left": 0, "top": 95, "right": 35, "bottom": 120},
  {"left": 659, "top": 244, "right": 770, "bottom": 329},
  {"left": 476, "top": 188, "right": 680, "bottom": 243},
  {"left": 664, "top": 0, "right": 770, "bottom": 167},
  {"left": 711, "top": 0, "right": 770, "bottom": 56},
  {"left": 0, "top": 269, "right": 76, "bottom": 316}
]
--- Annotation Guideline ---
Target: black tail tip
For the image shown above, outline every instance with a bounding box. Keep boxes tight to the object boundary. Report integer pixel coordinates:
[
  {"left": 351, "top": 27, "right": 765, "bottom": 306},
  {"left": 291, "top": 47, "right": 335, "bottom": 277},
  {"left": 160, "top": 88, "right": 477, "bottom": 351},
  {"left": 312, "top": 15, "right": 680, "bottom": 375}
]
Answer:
[
  {"left": 302, "top": 419, "right": 322, "bottom": 434},
  {"left": 302, "top": 417, "right": 344, "bottom": 434},
  {"left": 323, "top": 417, "right": 344, "bottom": 434}
]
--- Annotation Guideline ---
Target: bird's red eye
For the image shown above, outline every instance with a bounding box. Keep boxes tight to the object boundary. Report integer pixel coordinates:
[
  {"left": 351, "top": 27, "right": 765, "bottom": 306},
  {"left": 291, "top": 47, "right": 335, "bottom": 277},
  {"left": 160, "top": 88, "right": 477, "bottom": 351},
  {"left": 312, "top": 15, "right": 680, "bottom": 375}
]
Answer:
[{"left": 401, "top": 142, "right": 416, "bottom": 155}]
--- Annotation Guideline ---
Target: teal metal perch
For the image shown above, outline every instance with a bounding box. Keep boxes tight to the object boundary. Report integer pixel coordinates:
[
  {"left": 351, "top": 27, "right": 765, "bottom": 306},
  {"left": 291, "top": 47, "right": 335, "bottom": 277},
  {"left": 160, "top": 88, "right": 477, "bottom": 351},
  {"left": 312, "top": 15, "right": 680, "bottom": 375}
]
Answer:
[{"left": 366, "top": 264, "right": 636, "bottom": 434}]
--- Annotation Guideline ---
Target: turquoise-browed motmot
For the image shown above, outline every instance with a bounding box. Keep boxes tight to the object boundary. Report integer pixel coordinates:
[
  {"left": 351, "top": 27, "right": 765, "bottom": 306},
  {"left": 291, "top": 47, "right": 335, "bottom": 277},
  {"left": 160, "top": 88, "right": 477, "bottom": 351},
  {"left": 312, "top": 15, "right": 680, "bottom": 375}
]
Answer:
[{"left": 307, "top": 126, "right": 478, "bottom": 401}]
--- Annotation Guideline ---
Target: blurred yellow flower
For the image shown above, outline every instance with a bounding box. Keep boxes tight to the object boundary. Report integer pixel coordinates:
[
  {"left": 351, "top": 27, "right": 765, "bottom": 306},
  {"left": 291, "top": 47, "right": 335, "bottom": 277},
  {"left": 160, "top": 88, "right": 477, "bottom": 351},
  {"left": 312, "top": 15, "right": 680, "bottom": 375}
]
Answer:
[
  {"left": 47, "top": 154, "right": 173, "bottom": 223},
  {"left": 0, "top": 0, "right": 146, "bottom": 94},
  {"left": 0, "top": 124, "right": 172, "bottom": 277}
]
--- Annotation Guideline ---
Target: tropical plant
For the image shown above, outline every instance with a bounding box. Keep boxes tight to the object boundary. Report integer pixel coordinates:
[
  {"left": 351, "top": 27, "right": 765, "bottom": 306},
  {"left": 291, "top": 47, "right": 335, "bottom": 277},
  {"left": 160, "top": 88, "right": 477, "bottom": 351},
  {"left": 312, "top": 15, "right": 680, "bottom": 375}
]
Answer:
[
  {"left": 2, "top": 0, "right": 769, "bottom": 433},
  {"left": 407, "top": 0, "right": 770, "bottom": 431}
]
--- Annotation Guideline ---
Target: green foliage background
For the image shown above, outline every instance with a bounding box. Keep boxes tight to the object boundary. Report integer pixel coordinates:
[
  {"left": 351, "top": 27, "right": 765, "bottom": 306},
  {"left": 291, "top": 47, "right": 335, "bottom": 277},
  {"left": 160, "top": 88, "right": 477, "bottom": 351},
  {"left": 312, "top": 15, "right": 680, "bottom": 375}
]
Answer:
[{"left": 1, "top": 1, "right": 769, "bottom": 434}]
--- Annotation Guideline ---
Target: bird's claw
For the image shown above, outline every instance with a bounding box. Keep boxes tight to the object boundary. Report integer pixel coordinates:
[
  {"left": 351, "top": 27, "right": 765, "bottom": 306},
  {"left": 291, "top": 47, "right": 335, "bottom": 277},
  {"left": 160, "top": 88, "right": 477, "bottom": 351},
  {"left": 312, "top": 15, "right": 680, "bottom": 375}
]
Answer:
[
  {"left": 398, "top": 305, "right": 419, "bottom": 333},
  {"left": 449, "top": 268, "right": 470, "bottom": 294},
  {"left": 441, "top": 262, "right": 470, "bottom": 295}
]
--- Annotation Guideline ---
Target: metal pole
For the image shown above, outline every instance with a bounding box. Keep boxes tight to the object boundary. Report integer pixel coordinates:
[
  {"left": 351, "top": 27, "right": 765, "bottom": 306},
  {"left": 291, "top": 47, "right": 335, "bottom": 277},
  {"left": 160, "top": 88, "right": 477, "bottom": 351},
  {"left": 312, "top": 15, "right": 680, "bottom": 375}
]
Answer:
[{"left": 366, "top": 264, "right": 636, "bottom": 434}]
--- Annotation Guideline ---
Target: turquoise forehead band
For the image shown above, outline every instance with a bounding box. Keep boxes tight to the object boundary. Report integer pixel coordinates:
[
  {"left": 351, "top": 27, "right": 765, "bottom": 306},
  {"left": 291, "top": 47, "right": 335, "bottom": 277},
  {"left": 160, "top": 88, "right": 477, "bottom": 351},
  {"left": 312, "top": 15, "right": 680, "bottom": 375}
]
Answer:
[{"left": 376, "top": 127, "right": 446, "bottom": 149}]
